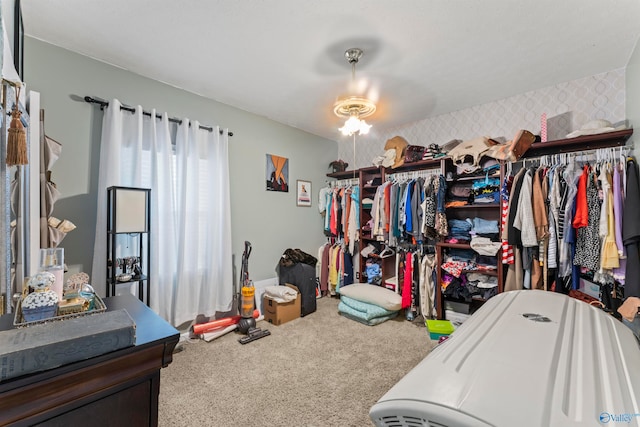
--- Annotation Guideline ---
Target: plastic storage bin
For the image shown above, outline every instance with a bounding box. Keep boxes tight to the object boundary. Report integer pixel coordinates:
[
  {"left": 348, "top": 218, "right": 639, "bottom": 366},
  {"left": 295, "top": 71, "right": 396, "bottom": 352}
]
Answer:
[{"left": 426, "top": 319, "right": 454, "bottom": 340}]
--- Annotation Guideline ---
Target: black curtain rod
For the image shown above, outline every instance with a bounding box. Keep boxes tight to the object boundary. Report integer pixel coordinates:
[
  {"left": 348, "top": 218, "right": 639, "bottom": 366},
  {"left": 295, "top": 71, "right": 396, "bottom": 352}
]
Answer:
[{"left": 84, "top": 96, "right": 233, "bottom": 137}]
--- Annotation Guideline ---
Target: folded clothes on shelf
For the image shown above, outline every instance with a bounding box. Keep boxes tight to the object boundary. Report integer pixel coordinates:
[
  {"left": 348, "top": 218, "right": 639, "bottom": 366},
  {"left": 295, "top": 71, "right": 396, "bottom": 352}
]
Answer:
[
  {"left": 470, "top": 236, "right": 502, "bottom": 256},
  {"left": 472, "top": 217, "right": 499, "bottom": 234}
]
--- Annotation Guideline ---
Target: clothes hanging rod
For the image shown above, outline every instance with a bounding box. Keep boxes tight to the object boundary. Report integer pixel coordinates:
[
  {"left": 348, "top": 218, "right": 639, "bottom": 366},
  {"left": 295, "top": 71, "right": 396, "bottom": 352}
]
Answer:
[
  {"left": 84, "top": 96, "right": 233, "bottom": 136},
  {"left": 386, "top": 169, "right": 440, "bottom": 181},
  {"left": 513, "top": 145, "right": 631, "bottom": 165},
  {"left": 329, "top": 177, "right": 359, "bottom": 188}
]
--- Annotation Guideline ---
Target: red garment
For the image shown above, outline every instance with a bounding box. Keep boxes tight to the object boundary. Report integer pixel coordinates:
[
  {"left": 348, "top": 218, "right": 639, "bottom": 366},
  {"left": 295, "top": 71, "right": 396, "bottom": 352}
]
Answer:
[
  {"left": 402, "top": 252, "right": 413, "bottom": 309},
  {"left": 573, "top": 166, "right": 590, "bottom": 229},
  {"left": 330, "top": 190, "right": 338, "bottom": 235}
]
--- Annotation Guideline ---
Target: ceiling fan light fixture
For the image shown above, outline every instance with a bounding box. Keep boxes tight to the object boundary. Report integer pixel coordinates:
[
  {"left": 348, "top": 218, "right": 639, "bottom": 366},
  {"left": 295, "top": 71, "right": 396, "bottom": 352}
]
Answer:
[
  {"left": 339, "top": 113, "right": 372, "bottom": 136},
  {"left": 333, "top": 48, "right": 376, "bottom": 136}
]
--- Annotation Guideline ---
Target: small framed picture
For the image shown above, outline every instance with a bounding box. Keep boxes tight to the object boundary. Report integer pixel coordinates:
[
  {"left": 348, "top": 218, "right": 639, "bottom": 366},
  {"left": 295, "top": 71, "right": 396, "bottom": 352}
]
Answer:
[{"left": 296, "top": 180, "right": 312, "bottom": 207}]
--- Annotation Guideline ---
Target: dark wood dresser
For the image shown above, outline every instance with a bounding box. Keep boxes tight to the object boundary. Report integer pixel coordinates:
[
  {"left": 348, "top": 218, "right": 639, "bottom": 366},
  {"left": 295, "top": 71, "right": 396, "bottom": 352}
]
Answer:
[{"left": 0, "top": 294, "right": 179, "bottom": 426}]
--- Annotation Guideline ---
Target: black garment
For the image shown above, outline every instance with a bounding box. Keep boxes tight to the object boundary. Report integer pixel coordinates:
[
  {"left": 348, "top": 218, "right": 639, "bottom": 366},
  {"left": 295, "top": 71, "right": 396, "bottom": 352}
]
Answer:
[
  {"left": 624, "top": 159, "right": 640, "bottom": 298},
  {"left": 335, "top": 190, "right": 343, "bottom": 237},
  {"left": 411, "top": 178, "right": 424, "bottom": 239},
  {"left": 276, "top": 263, "right": 317, "bottom": 316},
  {"left": 280, "top": 248, "right": 318, "bottom": 268},
  {"left": 507, "top": 168, "right": 526, "bottom": 246},
  {"left": 342, "top": 251, "right": 354, "bottom": 286}
]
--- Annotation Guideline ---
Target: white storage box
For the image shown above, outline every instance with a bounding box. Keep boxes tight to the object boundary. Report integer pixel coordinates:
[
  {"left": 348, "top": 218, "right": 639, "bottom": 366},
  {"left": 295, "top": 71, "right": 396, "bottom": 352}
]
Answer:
[
  {"left": 444, "top": 309, "right": 470, "bottom": 329},
  {"left": 579, "top": 277, "right": 601, "bottom": 300},
  {"left": 370, "top": 290, "right": 640, "bottom": 427}
]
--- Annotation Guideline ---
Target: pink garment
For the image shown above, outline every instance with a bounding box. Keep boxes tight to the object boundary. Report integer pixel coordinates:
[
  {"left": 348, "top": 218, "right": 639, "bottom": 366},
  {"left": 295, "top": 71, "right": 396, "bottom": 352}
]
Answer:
[
  {"left": 402, "top": 252, "right": 413, "bottom": 309},
  {"left": 329, "top": 191, "right": 338, "bottom": 236}
]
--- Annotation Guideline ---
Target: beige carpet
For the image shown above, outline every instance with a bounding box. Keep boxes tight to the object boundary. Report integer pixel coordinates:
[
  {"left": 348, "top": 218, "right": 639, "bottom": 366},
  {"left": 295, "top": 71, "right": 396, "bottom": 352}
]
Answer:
[{"left": 158, "top": 296, "right": 433, "bottom": 427}]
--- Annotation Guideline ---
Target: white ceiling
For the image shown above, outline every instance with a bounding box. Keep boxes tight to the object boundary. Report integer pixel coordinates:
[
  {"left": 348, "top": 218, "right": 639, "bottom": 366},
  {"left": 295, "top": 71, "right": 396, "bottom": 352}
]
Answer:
[{"left": 21, "top": 0, "right": 640, "bottom": 142}]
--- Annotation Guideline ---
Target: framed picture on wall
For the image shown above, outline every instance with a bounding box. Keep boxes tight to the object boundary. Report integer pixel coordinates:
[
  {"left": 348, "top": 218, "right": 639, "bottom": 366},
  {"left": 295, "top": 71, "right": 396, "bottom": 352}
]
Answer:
[
  {"left": 266, "top": 154, "right": 289, "bottom": 192},
  {"left": 296, "top": 180, "right": 311, "bottom": 207}
]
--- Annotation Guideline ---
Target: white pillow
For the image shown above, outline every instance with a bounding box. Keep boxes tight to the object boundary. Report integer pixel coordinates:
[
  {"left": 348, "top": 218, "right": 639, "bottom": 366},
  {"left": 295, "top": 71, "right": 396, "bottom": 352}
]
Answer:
[{"left": 339, "top": 283, "right": 402, "bottom": 311}]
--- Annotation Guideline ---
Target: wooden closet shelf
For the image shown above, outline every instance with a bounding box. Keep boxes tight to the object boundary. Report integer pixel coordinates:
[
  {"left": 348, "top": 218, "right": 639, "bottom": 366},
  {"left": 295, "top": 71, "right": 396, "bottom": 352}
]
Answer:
[
  {"left": 326, "top": 129, "right": 632, "bottom": 179},
  {"left": 437, "top": 242, "right": 472, "bottom": 249},
  {"left": 387, "top": 158, "right": 443, "bottom": 172},
  {"left": 522, "top": 128, "right": 632, "bottom": 158},
  {"left": 326, "top": 170, "right": 361, "bottom": 179}
]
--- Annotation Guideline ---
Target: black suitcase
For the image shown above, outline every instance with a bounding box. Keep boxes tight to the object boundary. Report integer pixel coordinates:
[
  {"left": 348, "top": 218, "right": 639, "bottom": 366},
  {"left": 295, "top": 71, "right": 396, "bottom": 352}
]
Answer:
[{"left": 276, "top": 263, "right": 317, "bottom": 316}]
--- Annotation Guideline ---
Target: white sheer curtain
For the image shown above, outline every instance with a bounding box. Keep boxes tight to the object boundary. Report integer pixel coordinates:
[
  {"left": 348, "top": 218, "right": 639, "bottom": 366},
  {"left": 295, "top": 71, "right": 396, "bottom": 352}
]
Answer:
[{"left": 91, "top": 99, "right": 233, "bottom": 326}]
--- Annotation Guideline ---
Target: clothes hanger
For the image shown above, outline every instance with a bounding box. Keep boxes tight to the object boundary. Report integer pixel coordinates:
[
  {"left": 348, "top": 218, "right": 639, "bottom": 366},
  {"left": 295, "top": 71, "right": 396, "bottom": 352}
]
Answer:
[{"left": 379, "top": 245, "right": 395, "bottom": 259}]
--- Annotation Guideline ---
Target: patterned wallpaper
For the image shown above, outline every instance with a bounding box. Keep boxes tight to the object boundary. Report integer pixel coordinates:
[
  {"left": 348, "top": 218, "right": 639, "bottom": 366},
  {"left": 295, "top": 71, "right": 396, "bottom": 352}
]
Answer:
[{"left": 338, "top": 68, "right": 627, "bottom": 169}]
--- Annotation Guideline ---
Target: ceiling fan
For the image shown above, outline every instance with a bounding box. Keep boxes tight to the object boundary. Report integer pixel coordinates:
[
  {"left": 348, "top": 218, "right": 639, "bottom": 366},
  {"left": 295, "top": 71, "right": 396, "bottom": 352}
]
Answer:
[{"left": 333, "top": 48, "right": 377, "bottom": 136}]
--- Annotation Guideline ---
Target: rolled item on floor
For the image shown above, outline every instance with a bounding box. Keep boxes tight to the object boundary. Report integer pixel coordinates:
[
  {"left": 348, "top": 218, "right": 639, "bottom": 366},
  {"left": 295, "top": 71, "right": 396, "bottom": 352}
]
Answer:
[
  {"left": 192, "top": 309, "right": 259, "bottom": 335},
  {"left": 202, "top": 324, "right": 238, "bottom": 342}
]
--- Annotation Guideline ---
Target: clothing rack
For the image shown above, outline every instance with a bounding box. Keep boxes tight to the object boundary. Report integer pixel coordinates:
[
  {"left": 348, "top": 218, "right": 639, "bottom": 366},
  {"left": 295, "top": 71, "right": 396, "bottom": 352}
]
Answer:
[
  {"left": 329, "top": 177, "right": 359, "bottom": 188},
  {"left": 513, "top": 145, "right": 631, "bottom": 168},
  {"left": 84, "top": 96, "right": 233, "bottom": 136},
  {"left": 386, "top": 169, "right": 440, "bottom": 182}
]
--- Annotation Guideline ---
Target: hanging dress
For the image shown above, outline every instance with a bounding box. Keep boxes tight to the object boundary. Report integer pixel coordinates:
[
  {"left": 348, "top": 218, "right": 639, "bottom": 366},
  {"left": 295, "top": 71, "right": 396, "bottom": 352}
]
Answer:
[
  {"left": 574, "top": 172, "right": 602, "bottom": 271},
  {"left": 402, "top": 251, "right": 413, "bottom": 309}
]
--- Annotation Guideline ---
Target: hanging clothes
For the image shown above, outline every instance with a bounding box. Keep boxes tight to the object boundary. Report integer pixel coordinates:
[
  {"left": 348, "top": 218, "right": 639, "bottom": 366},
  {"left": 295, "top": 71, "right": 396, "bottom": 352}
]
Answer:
[
  {"left": 342, "top": 251, "right": 354, "bottom": 286},
  {"left": 513, "top": 168, "right": 537, "bottom": 248},
  {"left": 623, "top": 158, "right": 640, "bottom": 298},
  {"left": 546, "top": 165, "right": 560, "bottom": 271},
  {"left": 574, "top": 170, "right": 601, "bottom": 271},
  {"left": 572, "top": 165, "right": 590, "bottom": 229},
  {"left": 558, "top": 163, "right": 581, "bottom": 279},
  {"left": 407, "top": 251, "right": 420, "bottom": 320},
  {"left": 612, "top": 161, "right": 627, "bottom": 284},
  {"left": 501, "top": 175, "right": 514, "bottom": 264},
  {"left": 419, "top": 253, "right": 437, "bottom": 319},
  {"left": 601, "top": 173, "right": 619, "bottom": 270},
  {"left": 501, "top": 148, "right": 633, "bottom": 297},
  {"left": 401, "top": 251, "right": 413, "bottom": 309},
  {"left": 318, "top": 242, "right": 331, "bottom": 294},
  {"left": 504, "top": 168, "right": 527, "bottom": 291},
  {"left": 531, "top": 166, "right": 549, "bottom": 290},
  {"left": 347, "top": 186, "right": 359, "bottom": 254}
]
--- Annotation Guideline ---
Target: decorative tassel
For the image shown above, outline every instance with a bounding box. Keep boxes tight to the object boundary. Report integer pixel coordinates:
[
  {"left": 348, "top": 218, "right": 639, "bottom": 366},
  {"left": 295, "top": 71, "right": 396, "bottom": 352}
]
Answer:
[{"left": 6, "top": 86, "right": 28, "bottom": 166}]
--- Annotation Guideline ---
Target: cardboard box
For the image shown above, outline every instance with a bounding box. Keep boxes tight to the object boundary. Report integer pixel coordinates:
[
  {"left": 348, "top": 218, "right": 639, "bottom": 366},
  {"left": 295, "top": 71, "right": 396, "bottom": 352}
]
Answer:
[{"left": 263, "top": 284, "right": 300, "bottom": 326}]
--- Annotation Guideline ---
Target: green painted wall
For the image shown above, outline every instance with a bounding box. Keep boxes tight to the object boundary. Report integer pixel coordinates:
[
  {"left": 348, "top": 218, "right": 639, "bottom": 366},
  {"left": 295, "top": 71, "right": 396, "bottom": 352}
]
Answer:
[{"left": 24, "top": 37, "right": 337, "bottom": 294}]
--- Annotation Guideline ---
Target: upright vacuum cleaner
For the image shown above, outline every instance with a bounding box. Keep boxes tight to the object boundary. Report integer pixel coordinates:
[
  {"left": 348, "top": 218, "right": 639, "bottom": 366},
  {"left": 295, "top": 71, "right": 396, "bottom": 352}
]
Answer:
[{"left": 237, "top": 241, "right": 270, "bottom": 344}]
